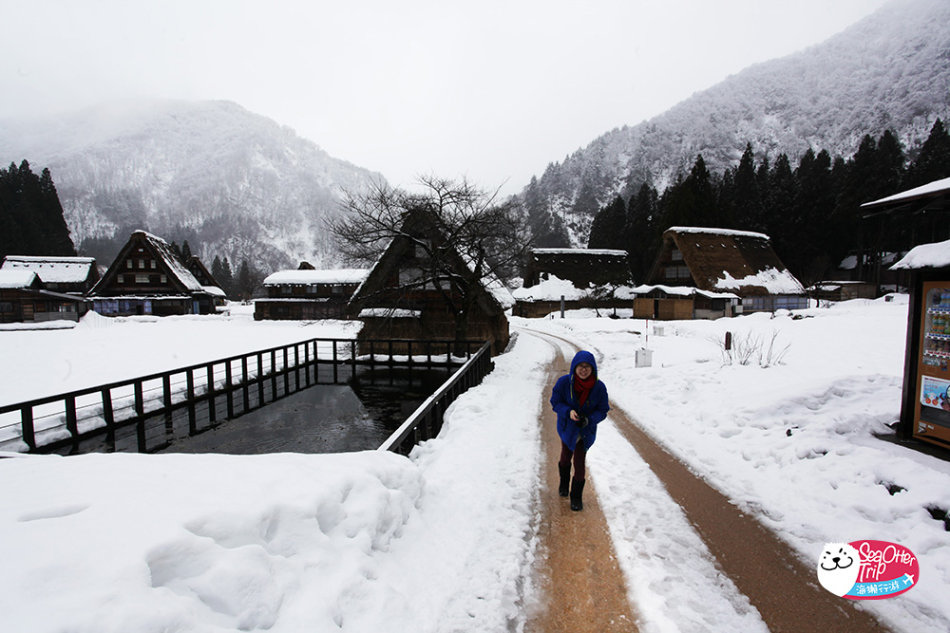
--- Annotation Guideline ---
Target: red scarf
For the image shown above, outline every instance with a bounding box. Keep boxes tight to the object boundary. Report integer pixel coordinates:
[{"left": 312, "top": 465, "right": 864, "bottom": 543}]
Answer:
[{"left": 573, "top": 374, "right": 596, "bottom": 406}]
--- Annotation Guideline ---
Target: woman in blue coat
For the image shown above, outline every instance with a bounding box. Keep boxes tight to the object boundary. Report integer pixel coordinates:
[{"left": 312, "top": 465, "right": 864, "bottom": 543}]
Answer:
[{"left": 549, "top": 350, "right": 609, "bottom": 511}]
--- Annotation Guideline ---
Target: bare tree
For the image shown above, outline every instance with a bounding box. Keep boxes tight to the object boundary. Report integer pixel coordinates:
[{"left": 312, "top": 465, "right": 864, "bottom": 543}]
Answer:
[{"left": 327, "top": 176, "right": 530, "bottom": 343}]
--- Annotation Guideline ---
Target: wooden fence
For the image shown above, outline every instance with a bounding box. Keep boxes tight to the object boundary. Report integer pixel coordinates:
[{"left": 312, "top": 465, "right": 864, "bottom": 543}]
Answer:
[
  {"left": 378, "top": 341, "right": 494, "bottom": 455},
  {"left": 0, "top": 338, "right": 483, "bottom": 455}
]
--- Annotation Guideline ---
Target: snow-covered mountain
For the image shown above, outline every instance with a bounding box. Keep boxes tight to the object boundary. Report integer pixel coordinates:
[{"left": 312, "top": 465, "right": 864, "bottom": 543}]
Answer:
[
  {"left": 0, "top": 100, "right": 384, "bottom": 271},
  {"left": 519, "top": 0, "right": 950, "bottom": 247}
]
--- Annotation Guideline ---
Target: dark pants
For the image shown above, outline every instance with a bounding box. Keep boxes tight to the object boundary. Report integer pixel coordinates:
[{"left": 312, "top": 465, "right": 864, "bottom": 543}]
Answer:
[{"left": 559, "top": 441, "right": 587, "bottom": 479}]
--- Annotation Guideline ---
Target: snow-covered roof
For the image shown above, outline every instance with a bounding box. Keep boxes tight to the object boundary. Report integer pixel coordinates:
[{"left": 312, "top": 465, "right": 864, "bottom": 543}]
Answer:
[
  {"left": 861, "top": 176, "right": 950, "bottom": 208},
  {"left": 666, "top": 226, "right": 770, "bottom": 241},
  {"left": 0, "top": 270, "right": 39, "bottom": 289},
  {"left": 631, "top": 284, "right": 740, "bottom": 300},
  {"left": 358, "top": 308, "right": 421, "bottom": 319},
  {"left": 136, "top": 231, "right": 204, "bottom": 292},
  {"left": 531, "top": 248, "right": 629, "bottom": 257},
  {"left": 202, "top": 285, "right": 227, "bottom": 297},
  {"left": 714, "top": 268, "right": 805, "bottom": 295},
  {"left": 891, "top": 239, "right": 950, "bottom": 270},
  {"left": 1, "top": 256, "right": 96, "bottom": 284},
  {"left": 263, "top": 269, "right": 369, "bottom": 286},
  {"left": 513, "top": 275, "right": 589, "bottom": 301}
]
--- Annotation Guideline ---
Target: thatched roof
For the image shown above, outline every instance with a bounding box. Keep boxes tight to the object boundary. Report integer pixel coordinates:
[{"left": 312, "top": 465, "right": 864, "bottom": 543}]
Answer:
[
  {"left": 524, "top": 248, "right": 631, "bottom": 288},
  {"left": 650, "top": 227, "right": 804, "bottom": 297}
]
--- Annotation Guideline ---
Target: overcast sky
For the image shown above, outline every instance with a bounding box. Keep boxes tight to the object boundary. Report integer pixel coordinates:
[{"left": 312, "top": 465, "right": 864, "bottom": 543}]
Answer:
[{"left": 1, "top": 0, "right": 890, "bottom": 194}]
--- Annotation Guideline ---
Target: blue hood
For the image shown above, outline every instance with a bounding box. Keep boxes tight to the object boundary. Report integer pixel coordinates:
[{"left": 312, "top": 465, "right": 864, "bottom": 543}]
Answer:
[{"left": 570, "top": 350, "right": 597, "bottom": 379}]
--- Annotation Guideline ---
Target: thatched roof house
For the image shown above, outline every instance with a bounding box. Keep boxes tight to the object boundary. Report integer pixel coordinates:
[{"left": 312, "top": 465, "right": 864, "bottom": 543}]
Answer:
[
  {"left": 89, "top": 231, "right": 217, "bottom": 316},
  {"left": 255, "top": 268, "right": 368, "bottom": 320},
  {"left": 513, "top": 248, "right": 634, "bottom": 317},
  {"left": 347, "top": 213, "right": 513, "bottom": 354},
  {"left": 644, "top": 227, "right": 807, "bottom": 315},
  {"left": 0, "top": 255, "right": 100, "bottom": 295}
]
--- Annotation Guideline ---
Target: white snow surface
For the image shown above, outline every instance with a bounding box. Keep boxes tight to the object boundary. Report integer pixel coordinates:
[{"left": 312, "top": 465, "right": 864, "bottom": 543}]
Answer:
[
  {"left": 262, "top": 269, "right": 369, "bottom": 286},
  {"left": 892, "top": 239, "right": 950, "bottom": 270},
  {"left": 0, "top": 256, "right": 96, "bottom": 284},
  {"left": 666, "top": 226, "right": 771, "bottom": 240},
  {"left": 0, "top": 269, "right": 37, "bottom": 289},
  {"left": 715, "top": 267, "right": 806, "bottom": 294},
  {"left": 1, "top": 299, "right": 949, "bottom": 633},
  {"left": 861, "top": 176, "right": 950, "bottom": 208}
]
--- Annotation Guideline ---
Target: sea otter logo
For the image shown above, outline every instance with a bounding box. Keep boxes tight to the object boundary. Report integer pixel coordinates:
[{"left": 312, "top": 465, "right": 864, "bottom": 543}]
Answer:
[
  {"left": 817, "top": 541, "right": 919, "bottom": 600},
  {"left": 817, "top": 543, "right": 861, "bottom": 596}
]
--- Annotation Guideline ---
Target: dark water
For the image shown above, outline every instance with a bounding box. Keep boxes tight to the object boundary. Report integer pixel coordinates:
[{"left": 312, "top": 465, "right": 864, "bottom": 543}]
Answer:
[{"left": 154, "top": 366, "right": 452, "bottom": 455}]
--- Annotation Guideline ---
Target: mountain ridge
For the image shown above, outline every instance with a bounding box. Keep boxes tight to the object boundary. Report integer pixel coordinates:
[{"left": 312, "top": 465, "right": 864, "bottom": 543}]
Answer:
[
  {"left": 519, "top": 0, "right": 950, "bottom": 247},
  {"left": 0, "top": 99, "right": 385, "bottom": 271}
]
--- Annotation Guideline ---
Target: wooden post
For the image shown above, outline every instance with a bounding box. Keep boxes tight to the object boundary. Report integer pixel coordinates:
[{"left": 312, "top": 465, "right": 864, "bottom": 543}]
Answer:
[
  {"left": 242, "top": 357, "right": 250, "bottom": 412},
  {"left": 293, "top": 345, "right": 300, "bottom": 391},
  {"left": 725, "top": 331, "right": 733, "bottom": 351},
  {"left": 333, "top": 340, "right": 339, "bottom": 384},
  {"left": 163, "top": 374, "right": 173, "bottom": 437},
  {"left": 304, "top": 342, "right": 311, "bottom": 386},
  {"left": 225, "top": 361, "right": 234, "bottom": 419},
  {"left": 270, "top": 350, "right": 277, "bottom": 399},
  {"left": 20, "top": 405, "right": 35, "bottom": 451},
  {"left": 206, "top": 365, "right": 216, "bottom": 424},
  {"left": 101, "top": 388, "right": 115, "bottom": 450},
  {"left": 282, "top": 347, "right": 290, "bottom": 396},
  {"left": 187, "top": 369, "right": 196, "bottom": 434},
  {"left": 65, "top": 396, "right": 78, "bottom": 440},
  {"left": 257, "top": 353, "right": 265, "bottom": 408}
]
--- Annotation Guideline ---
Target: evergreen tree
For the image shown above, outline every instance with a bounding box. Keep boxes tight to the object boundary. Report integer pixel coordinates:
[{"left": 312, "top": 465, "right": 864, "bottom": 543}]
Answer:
[
  {"left": 237, "top": 260, "right": 253, "bottom": 300},
  {"left": 731, "top": 143, "right": 762, "bottom": 230},
  {"left": 0, "top": 161, "right": 75, "bottom": 258},
  {"left": 905, "top": 119, "right": 950, "bottom": 189},
  {"left": 211, "top": 255, "right": 223, "bottom": 285},
  {"left": 220, "top": 257, "right": 234, "bottom": 296},
  {"left": 625, "top": 183, "right": 660, "bottom": 282},
  {"left": 588, "top": 195, "right": 627, "bottom": 250},
  {"left": 181, "top": 240, "right": 193, "bottom": 262}
]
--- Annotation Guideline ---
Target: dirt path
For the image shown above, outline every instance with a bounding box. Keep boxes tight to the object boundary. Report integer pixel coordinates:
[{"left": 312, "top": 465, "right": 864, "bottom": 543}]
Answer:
[
  {"left": 523, "top": 328, "right": 894, "bottom": 633},
  {"left": 525, "top": 354, "right": 639, "bottom": 633}
]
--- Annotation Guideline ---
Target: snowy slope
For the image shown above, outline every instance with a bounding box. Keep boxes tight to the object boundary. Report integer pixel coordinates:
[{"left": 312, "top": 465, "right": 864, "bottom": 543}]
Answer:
[{"left": 0, "top": 100, "right": 385, "bottom": 271}]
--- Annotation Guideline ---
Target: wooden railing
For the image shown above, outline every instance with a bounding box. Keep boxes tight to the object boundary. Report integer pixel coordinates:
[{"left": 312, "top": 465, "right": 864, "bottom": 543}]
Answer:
[
  {"left": 378, "top": 341, "right": 494, "bottom": 455},
  {"left": 0, "top": 338, "right": 483, "bottom": 454}
]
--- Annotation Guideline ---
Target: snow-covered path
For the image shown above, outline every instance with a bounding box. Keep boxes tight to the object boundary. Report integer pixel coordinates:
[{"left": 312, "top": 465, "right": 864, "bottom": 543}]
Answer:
[{"left": 1, "top": 300, "right": 948, "bottom": 632}]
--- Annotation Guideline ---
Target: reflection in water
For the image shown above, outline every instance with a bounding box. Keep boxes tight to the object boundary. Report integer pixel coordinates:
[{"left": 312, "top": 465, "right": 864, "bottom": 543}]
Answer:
[{"left": 157, "top": 366, "right": 452, "bottom": 455}]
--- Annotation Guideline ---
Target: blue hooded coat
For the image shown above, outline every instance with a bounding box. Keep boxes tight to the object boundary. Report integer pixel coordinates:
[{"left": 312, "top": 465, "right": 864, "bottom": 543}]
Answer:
[{"left": 550, "top": 350, "right": 610, "bottom": 451}]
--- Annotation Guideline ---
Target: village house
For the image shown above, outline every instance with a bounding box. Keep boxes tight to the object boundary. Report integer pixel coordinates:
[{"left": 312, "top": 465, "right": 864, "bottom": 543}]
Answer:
[
  {"left": 88, "top": 230, "right": 218, "bottom": 316},
  {"left": 0, "top": 269, "right": 89, "bottom": 323},
  {"left": 346, "top": 212, "right": 513, "bottom": 354},
  {"left": 512, "top": 248, "right": 635, "bottom": 318},
  {"left": 636, "top": 227, "right": 807, "bottom": 319},
  {"left": 254, "top": 267, "right": 368, "bottom": 320},
  {"left": 0, "top": 255, "right": 100, "bottom": 295}
]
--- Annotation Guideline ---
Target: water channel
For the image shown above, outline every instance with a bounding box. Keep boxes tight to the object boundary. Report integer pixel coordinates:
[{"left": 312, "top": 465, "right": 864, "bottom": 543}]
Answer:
[{"left": 49, "top": 365, "right": 455, "bottom": 456}]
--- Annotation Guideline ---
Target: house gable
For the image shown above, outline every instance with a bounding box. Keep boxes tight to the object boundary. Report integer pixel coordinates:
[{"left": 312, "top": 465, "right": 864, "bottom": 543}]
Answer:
[
  {"left": 649, "top": 227, "right": 804, "bottom": 297},
  {"left": 91, "top": 231, "right": 205, "bottom": 298}
]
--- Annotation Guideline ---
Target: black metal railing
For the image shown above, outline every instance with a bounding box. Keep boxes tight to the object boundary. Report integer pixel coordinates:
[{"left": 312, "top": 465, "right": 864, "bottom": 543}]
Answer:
[
  {"left": 378, "top": 341, "right": 494, "bottom": 455},
  {"left": 0, "top": 338, "right": 483, "bottom": 454}
]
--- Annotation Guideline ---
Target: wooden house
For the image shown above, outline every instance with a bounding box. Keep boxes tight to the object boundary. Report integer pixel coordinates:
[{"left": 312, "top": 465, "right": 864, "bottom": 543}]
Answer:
[
  {"left": 513, "top": 248, "right": 634, "bottom": 318},
  {"left": 346, "top": 213, "right": 513, "bottom": 354},
  {"left": 185, "top": 256, "right": 229, "bottom": 313},
  {"left": 88, "top": 230, "right": 216, "bottom": 316},
  {"left": 640, "top": 227, "right": 807, "bottom": 318},
  {"left": 0, "top": 255, "right": 100, "bottom": 295},
  {"left": 254, "top": 268, "right": 368, "bottom": 320},
  {"left": 808, "top": 280, "right": 877, "bottom": 302},
  {"left": 0, "top": 269, "right": 88, "bottom": 323}
]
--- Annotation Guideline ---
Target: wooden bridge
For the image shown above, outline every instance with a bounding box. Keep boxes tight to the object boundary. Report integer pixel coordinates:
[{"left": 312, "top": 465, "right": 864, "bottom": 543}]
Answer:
[{"left": 0, "top": 338, "right": 492, "bottom": 456}]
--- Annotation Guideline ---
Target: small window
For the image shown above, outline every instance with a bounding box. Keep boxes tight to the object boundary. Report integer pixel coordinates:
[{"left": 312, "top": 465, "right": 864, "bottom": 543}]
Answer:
[
  {"left": 138, "top": 260, "right": 145, "bottom": 269},
  {"left": 150, "top": 260, "right": 156, "bottom": 269},
  {"left": 671, "top": 249, "right": 683, "bottom": 262},
  {"left": 160, "top": 275, "right": 167, "bottom": 284},
  {"left": 136, "top": 274, "right": 149, "bottom": 284},
  {"left": 126, "top": 260, "right": 133, "bottom": 269},
  {"left": 0, "top": 302, "right": 13, "bottom": 313}
]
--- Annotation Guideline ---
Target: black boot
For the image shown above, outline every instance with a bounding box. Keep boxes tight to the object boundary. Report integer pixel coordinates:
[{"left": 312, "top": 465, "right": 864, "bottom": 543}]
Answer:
[
  {"left": 570, "top": 478, "right": 585, "bottom": 511},
  {"left": 558, "top": 462, "right": 571, "bottom": 497}
]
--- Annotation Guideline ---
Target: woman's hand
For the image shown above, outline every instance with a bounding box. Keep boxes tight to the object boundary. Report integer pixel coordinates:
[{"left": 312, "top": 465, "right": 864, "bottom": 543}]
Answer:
[{"left": 569, "top": 410, "right": 580, "bottom": 422}]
